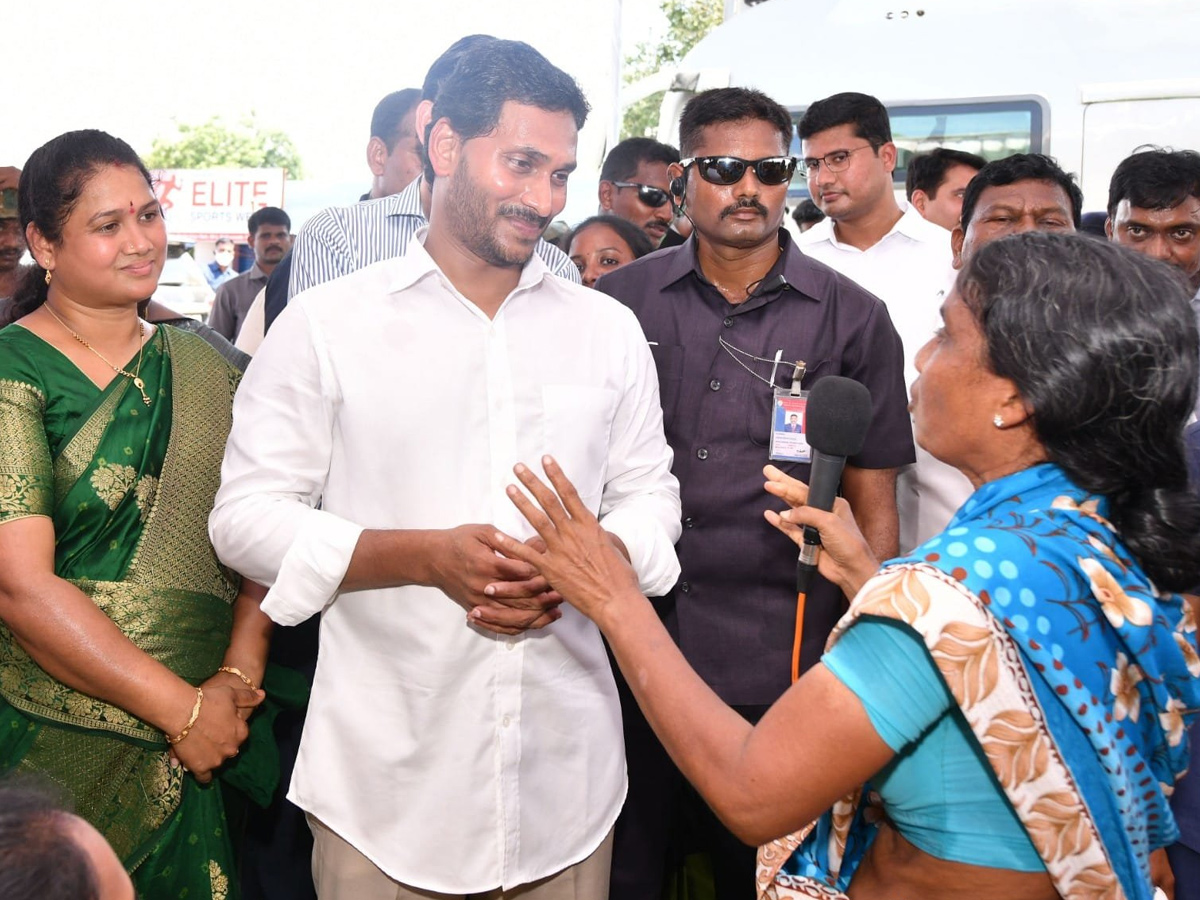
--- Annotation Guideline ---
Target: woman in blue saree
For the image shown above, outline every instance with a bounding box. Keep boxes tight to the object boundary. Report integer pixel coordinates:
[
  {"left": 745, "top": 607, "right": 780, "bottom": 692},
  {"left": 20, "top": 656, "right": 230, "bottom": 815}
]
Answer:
[
  {"left": 0, "top": 131, "right": 274, "bottom": 899},
  {"left": 490, "top": 232, "right": 1200, "bottom": 900}
]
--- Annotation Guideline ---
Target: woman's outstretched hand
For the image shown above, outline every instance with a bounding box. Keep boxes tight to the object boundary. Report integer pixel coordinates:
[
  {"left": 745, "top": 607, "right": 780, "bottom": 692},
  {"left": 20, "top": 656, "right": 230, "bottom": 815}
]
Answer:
[
  {"left": 763, "top": 464, "right": 880, "bottom": 598},
  {"left": 482, "top": 456, "right": 644, "bottom": 628}
]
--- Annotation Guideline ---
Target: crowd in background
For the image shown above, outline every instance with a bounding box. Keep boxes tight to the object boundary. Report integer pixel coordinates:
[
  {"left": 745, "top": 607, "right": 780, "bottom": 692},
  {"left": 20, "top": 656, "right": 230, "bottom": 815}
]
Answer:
[{"left": 2, "top": 31, "right": 1200, "bottom": 900}]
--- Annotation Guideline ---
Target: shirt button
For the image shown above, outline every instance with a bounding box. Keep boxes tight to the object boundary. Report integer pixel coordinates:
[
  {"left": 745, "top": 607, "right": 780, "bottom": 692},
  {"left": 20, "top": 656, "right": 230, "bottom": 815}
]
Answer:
[
  {"left": 697, "top": 448, "right": 709, "bottom": 460},
  {"left": 680, "top": 581, "right": 691, "bottom": 594},
  {"left": 502, "top": 716, "right": 511, "bottom": 727},
  {"left": 684, "top": 517, "right": 695, "bottom": 529},
  {"left": 709, "top": 379, "right": 721, "bottom": 391},
  {"left": 506, "top": 640, "right": 516, "bottom": 651},
  {"left": 723, "top": 317, "right": 734, "bottom": 328}
]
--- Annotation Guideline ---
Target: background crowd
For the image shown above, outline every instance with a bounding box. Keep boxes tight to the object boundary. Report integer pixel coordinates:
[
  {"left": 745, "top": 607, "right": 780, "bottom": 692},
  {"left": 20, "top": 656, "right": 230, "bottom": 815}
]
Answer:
[{"left": 1, "top": 31, "right": 1200, "bottom": 900}]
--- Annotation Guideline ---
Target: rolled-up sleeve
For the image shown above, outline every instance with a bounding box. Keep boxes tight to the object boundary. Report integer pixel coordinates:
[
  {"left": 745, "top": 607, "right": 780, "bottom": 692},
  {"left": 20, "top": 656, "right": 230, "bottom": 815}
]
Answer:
[
  {"left": 597, "top": 310, "right": 682, "bottom": 597},
  {"left": 208, "top": 301, "right": 362, "bottom": 626}
]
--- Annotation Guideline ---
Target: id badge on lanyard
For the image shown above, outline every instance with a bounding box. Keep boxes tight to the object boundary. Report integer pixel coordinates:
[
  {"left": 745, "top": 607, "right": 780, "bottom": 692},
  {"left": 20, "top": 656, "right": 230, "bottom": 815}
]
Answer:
[{"left": 769, "top": 361, "right": 810, "bottom": 463}]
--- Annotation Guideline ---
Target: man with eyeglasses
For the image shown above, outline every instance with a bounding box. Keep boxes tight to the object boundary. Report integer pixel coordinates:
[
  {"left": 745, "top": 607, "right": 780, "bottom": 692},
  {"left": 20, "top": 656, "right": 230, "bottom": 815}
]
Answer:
[
  {"left": 797, "top": 92, "right": 955, "bottom": 554},
  {"left": 594, "top": 86, "right": 913, "bottom": 900},
  {"left": 598, "top": 137, "right": 685, "bottom": 248}
]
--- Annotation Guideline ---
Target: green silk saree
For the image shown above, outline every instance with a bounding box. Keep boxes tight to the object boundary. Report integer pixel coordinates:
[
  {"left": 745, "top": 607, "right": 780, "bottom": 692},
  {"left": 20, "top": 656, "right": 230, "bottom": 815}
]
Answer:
[{"left": 0, "top": 322, "right": 272, "bottom": 900}]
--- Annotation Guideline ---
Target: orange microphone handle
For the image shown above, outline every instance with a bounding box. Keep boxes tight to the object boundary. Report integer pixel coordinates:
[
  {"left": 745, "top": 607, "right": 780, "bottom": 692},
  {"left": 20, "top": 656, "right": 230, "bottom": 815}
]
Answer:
[{"left": 791, "top": 589, "right": 808, "bottom": 684}]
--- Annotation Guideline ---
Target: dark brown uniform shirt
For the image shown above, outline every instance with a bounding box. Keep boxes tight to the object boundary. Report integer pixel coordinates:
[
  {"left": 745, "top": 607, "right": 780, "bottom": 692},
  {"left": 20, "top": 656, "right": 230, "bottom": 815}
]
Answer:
[{"left": 596, "top": 230, "right": 915, "bottom": 704}]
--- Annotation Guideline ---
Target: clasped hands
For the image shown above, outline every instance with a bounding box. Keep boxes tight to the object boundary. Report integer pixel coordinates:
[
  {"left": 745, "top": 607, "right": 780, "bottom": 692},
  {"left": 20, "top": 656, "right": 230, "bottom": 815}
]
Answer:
[
  {"left": 168, "top": 673, "right": 265, "bottom": 783},
  {"left": 431, "top": 524, "right": 565, "bottom": 636}
]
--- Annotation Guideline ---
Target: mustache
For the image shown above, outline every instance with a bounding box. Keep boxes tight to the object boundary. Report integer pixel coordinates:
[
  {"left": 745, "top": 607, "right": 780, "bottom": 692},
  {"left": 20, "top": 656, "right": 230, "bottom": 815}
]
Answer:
[
  {"left": 498, "top": 203, "right": 549, "bottom": 231},
  {"left": 720, "top": 197, "right": 769, "bottom": 219}
]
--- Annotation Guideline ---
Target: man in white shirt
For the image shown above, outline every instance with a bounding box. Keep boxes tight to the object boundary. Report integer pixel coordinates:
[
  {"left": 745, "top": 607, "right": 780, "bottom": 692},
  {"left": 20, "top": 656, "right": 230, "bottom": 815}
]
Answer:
[
  {"left": 796, "top": 92, "right": 957, "bottom": 552},
  {"left": 239, "top": 36, "right": 581, "bottom": 352},
  {"left": 209, "top": 39, "right": 681, "bottom": 900}
]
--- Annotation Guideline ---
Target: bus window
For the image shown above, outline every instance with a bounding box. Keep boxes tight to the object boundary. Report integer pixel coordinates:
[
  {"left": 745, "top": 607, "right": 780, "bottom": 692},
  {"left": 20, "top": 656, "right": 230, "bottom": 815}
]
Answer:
[{"left": 789, "top": 97, "right": 1047, "bottom": 198}]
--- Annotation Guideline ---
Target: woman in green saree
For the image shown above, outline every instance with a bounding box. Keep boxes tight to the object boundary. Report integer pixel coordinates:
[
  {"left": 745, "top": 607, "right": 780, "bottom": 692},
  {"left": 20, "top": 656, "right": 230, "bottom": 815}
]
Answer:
[{"left": 0, "top": 131, "right": 273, "bottom": 899}]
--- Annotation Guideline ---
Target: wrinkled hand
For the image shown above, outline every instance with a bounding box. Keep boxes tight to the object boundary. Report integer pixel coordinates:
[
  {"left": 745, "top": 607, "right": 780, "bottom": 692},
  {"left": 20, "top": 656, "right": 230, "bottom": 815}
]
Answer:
[
  {"left": 762, "top": 464, "right": 879, "bottom": 597},
  {"left": 170, "top": 682, "right": 264, "bottom": 782},
  {"left": 431, "top": 524, "right": 562, "bottom": 636},
  {"left": 485, "top": 457, "right": 643, "bottom": 627}
]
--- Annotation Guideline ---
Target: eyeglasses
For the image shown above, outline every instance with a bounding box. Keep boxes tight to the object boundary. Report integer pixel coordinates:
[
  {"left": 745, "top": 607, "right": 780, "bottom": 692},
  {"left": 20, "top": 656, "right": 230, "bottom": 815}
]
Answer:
[
  {"left": 610, "top": 181, "right": 673, "bottom": 208},
  {"left": 679, "top": 156, "right": 798, "bottom": 187},
  {"left": 801, "top": 145, "right": 876, "bottom": 178}
]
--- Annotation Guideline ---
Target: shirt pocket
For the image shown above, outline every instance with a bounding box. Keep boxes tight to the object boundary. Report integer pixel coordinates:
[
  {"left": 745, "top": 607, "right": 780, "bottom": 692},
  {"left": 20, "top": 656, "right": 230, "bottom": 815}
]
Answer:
[
  {"left": 746, "top": 357, "right": 832, "bottom": 448},
  {"left": 542, "top": 385, "right": 618, "bottom": 503}
]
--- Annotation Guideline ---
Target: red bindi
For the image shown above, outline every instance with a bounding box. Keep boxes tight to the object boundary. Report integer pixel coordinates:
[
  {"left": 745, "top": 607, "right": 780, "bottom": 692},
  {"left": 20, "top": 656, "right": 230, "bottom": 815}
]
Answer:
[{"left": 128, "top": 202, "right": 135, "bottom": 215}]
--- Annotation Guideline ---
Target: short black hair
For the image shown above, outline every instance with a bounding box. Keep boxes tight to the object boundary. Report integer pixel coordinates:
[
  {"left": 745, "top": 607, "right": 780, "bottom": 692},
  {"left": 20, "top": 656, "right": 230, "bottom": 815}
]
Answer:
[
  {"left": 959, "top": 153, "right": 1083, "bottom": 231},
  {"left": 1106, "top": 147, "right": 1200, "bottom": 218},
  {"left": 370, "top": 89, "right": 422, "bottom": 151},
  {"left": 678, "top": 88, "right": 793, "bottom": 157},
  {"left": 791, "top": 198, "right": 825, "bottom": 227},
  {"left": 421, "top": 34, "right": 498, "bottom": 103},
  {"left": 0, "top": 780, "right": 99, "bottom": 900},
  {"left": 905, "top": 148, "right": 987, "bottom": 200},
  {"left": 424, "top": 39, "right": 590, "bottom": 184},
  {"left": 247, "top": 206, "right": 290, "bottom": 237},
  {"left": 600, "top": 138, "right": 680, "bottom": 182},
  {"left": 798, "top": 92, "right": 891, "bottom": 148},
  {"left": 567, "top": 214, "right": 654, "bottom": 260}
]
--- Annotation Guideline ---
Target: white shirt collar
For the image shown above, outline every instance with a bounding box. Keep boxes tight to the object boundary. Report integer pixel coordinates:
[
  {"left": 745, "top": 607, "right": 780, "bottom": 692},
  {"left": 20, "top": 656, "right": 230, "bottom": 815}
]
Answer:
[
  {"left": 386, "top": 225, "right": 550, "bottom": 302},
  {"left": 801, "top": 198, "right": 947, "bottom": 251}
]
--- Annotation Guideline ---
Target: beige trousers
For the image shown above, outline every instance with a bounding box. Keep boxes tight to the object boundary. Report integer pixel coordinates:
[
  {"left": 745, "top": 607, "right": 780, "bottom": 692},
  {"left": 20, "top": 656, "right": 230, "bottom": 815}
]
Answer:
[{"left": 308, "top": 815, "right": 613, "bottom": 900}]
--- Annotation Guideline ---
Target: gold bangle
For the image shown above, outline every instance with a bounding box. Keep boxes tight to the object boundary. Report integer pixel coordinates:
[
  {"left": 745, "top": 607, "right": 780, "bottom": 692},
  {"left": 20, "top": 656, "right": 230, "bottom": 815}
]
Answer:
[
  {"left": 166, "top": 687, "right": 203, "bottom": 745},
  {"left": 218, "top": 666, "right": 259, "bottom": 691}
]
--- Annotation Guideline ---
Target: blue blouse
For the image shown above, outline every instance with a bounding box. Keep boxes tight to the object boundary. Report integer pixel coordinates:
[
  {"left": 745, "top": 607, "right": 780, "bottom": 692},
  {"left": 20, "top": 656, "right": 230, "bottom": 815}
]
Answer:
[{"left": 824, "top": 616, "right": 1044, "bottom": 870}]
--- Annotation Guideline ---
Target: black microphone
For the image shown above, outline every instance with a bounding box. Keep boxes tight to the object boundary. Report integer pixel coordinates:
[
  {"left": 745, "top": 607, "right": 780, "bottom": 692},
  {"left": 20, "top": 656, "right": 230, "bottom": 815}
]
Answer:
[{"left": 795, "top": 376, "right": 873, "bottom": 594}]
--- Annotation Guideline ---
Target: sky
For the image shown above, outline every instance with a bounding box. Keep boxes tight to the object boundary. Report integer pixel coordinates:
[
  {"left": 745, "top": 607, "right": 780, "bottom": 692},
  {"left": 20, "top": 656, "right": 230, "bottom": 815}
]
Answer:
[{"left": 4, "top": 0, "right": 669, "bottom": 190}]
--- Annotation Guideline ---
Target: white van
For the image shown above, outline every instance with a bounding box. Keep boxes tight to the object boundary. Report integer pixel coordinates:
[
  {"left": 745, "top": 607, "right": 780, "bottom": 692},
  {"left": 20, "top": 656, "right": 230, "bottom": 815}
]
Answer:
[{"left": 654, "top": 0, "right": 1200, "bottom": 210}]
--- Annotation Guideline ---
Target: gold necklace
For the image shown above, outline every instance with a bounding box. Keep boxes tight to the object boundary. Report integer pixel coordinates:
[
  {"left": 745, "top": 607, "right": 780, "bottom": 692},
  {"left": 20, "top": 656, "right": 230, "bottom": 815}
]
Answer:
[{"left": 43, "top": 303, "right": 152, "bottom": 406}]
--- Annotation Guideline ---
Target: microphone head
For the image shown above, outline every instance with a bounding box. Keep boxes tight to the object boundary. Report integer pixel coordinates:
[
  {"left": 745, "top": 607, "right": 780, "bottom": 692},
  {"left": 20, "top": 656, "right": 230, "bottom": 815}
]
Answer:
[{"left": 806, "top": 376, "right": 873, "bottom": 457}]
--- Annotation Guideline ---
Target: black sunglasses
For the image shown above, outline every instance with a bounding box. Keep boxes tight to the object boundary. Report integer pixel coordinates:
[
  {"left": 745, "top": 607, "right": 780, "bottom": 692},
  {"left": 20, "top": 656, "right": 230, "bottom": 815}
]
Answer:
[
  {"left": 610, "top": 181, "right": 673, "bottom": 208},
  {"left": 679, "top": 156, "right": 798, "bottom": 187}
]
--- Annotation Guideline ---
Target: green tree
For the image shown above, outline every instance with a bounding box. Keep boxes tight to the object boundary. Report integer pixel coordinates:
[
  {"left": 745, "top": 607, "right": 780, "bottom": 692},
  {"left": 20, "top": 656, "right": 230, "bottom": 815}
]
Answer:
[
  {"left": 622, "top": 0, "right": 725, "bottom": 139},
  {"left": 145, "top": 115, "right": 304, "bottom": 178}
]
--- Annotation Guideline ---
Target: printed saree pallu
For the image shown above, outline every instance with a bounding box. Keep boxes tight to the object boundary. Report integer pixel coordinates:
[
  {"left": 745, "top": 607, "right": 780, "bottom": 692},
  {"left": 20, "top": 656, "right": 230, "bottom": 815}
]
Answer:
[
  {"left": 755, "top": 464, "right": 1200, "bottom": 900},
  {"left": 0, "top": 325, "right": 265, "bottom": 900}
]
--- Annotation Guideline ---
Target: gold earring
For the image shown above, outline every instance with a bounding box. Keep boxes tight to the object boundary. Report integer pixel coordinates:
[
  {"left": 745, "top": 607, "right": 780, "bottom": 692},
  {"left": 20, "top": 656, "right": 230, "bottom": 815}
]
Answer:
[
  {"left": 993, "top": 414, "right": 1004, "bottom": 428},
  {"left": 44, "top": 268, "right": 51, "bottom": 286}
]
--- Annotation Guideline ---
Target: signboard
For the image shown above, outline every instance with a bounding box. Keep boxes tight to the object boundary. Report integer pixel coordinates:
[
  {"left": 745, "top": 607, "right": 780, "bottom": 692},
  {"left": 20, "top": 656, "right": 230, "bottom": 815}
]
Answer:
[{"left": 151, "top": 168, "right": 286, "bottom": 240}]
